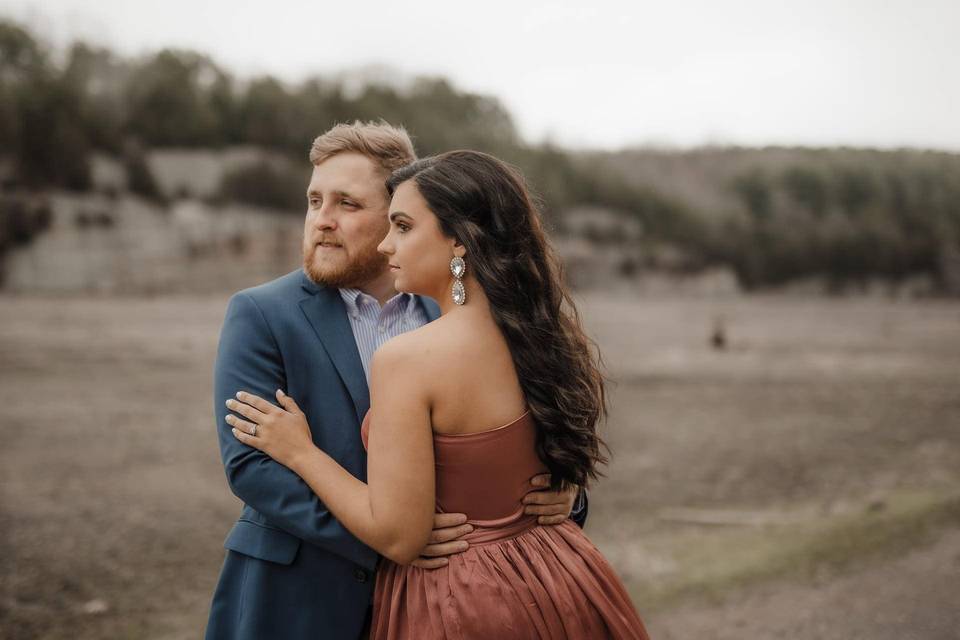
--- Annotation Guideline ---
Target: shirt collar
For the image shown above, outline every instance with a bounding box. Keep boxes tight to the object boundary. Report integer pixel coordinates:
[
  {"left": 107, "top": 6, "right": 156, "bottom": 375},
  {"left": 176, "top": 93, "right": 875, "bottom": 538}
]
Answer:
[{"left": 339, "top": 287, "right": 417, "bottom": 317}]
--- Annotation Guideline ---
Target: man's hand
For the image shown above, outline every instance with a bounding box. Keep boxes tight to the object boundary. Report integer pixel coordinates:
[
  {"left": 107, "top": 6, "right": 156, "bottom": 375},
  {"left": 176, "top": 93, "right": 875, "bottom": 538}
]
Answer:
[
  {"left": 410, "top": 513, "right": 474, "bottom": 569},
  {"left": 410, "top": 474, "right": 578, "bottom": 569},
  {"left": 522, "top": 474, "right": 578, "bottom": 525}
]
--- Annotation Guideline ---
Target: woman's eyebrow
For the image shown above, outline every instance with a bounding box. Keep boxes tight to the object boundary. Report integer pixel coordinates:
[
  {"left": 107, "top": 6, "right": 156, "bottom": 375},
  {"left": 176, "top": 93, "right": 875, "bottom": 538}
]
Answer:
[{"left": 389, "top": 211, "right": 412, "bottom": 222}]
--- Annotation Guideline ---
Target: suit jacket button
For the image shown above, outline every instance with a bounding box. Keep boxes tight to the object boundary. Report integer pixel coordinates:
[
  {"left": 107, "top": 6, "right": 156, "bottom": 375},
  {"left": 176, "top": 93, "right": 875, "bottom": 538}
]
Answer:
[{"left": 354, "top": 568, "right": 368, "bottom": 583}]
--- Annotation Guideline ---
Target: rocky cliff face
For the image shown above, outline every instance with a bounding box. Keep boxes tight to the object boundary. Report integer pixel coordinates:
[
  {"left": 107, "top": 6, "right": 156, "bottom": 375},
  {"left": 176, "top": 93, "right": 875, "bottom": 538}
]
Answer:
[{"left": 2, "top": 193, "right": 302, "bottom": 294}]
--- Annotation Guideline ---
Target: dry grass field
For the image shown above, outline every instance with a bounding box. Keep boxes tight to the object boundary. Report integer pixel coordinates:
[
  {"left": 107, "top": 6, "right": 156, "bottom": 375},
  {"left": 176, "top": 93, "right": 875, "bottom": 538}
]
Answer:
[{"left": 2, "top": 291, "right": 958, "bottom": 639}]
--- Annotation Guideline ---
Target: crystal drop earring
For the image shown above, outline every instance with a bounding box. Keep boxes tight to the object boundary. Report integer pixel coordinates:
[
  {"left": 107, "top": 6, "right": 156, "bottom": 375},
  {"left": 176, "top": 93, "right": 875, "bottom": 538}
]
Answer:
[{"left": 450, "top": 256, "right": 466, "bottom": 305}]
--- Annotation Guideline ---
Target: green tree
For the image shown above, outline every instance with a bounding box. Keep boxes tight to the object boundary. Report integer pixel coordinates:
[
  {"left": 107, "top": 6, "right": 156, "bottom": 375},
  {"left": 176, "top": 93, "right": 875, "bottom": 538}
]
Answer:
[
  {"left": 732, "top": 170, "right": 773, "bottom": 221},
  {"left": 238, "top": 76, "right": 296, "bottom": 150},
  {"left": 834, "top": 166, "right": 877, "bottom": 216},
  {"left": 124, "top": 49, "right": 229, "bottom": 146},
  {"left": 781, "top": 165, "right": 829, "bottom": 216}
]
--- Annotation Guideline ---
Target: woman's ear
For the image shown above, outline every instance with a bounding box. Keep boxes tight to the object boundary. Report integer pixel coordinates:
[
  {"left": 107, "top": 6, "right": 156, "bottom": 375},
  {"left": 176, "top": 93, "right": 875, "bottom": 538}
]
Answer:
[{"left": 452, "top": 239, "right": 466, "bottom": 259}]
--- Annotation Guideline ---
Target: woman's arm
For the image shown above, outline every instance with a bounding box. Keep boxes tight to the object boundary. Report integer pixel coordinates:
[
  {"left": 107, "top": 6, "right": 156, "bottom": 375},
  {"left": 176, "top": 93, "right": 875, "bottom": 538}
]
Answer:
[{"left": 228, "top": 339, "right": 436, "bottom": 565}]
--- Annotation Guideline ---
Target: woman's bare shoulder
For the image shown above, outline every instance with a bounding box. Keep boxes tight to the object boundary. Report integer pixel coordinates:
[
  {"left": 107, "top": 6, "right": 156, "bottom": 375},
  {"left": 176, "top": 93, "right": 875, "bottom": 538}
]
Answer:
[{"left": 373, "top": 317, "right": 469, "bottom": 372}]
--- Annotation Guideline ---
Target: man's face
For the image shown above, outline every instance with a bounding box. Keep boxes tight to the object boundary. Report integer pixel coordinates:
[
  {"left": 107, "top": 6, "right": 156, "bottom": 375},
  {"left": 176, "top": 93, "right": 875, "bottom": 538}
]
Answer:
[{"left": 302, "top": 152, "right": 391, "bottom": 288}]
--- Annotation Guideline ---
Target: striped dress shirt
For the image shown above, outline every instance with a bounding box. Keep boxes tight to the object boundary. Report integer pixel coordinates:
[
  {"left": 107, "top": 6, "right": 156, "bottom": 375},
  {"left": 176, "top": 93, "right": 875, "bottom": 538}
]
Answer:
[{"left": 338, "top": 287, "right": 430, "bottom": 383}]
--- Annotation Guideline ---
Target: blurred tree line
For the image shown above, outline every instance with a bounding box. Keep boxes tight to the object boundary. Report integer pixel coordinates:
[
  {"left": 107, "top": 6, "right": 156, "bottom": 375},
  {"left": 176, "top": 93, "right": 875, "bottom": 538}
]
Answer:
[
  {"left": 1, "top": 18, "right": 958, "bottom": 293},
  {"left": 718, "top": 155, "right": 960, "bottom": 291},
  {"left": 585, "top": 147, "right": 960, "bottom": 292}
]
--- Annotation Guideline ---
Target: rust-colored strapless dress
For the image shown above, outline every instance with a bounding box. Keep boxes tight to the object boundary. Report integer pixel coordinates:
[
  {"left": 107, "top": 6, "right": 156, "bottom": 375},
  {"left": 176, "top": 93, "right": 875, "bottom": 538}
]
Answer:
[{"left": 360, "top": 409, "right": 651, "bottom": 639}]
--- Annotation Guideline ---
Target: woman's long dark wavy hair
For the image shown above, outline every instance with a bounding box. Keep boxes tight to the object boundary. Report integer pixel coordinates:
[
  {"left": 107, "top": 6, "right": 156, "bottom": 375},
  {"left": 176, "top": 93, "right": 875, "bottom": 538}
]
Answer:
[{"left": 386, "top": 150, "right": 609, "bottom": 490}]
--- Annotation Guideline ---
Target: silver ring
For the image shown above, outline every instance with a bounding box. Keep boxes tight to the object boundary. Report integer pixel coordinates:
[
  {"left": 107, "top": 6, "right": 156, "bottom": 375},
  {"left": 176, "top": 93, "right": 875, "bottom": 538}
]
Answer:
[{"left": 251, "top": 424, "right": 257, "bottom": 437}]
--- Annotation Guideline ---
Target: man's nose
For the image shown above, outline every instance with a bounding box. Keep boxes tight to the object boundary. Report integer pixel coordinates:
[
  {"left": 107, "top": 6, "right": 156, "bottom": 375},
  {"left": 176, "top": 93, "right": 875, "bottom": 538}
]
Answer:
[{"left": 311, "top": 202, "right": 337, "bottom": 230}]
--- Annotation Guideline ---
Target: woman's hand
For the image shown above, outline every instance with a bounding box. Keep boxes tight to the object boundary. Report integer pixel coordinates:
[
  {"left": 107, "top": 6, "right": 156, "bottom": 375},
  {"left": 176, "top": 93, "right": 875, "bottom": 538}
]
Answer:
[{"left": 227, "top": 389, "right": 315, "bottom": 471}]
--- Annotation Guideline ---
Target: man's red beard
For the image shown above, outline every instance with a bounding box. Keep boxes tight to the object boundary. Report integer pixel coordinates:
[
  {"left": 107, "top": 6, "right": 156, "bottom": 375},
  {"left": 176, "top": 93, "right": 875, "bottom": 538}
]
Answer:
[{"left": 302, "top": 237, "right": 389, "bottom": 288}]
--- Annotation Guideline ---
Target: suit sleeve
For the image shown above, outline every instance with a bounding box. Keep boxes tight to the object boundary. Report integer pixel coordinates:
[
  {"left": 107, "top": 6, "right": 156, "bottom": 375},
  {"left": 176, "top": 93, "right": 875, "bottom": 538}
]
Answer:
[
  {"left": 214, "top": 292, "right": 377, "bottom": 570},
  {"left": 570, "top": 488, "right": 589, "bottom": 528}
]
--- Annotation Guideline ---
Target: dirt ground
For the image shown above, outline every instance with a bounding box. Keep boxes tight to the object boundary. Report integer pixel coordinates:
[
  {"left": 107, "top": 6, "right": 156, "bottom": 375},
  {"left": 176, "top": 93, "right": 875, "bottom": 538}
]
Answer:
[{"left": 1, "top": 291, "right": 959, "bottom": 639}]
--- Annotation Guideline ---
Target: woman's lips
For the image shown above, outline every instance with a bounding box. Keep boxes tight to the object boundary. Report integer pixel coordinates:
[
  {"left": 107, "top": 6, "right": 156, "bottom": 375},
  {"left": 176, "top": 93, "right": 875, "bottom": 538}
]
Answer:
[{"left": 389, "top": 264, "right": 400, "bottom": 270}]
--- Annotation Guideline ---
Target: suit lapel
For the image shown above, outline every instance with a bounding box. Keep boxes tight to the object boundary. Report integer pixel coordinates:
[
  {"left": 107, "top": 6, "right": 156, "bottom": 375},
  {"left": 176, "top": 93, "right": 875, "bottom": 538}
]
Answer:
[
  {"left": 299, "top": 282, "right": 370, "bottom": 423},
  {"left": 297, "top": 271, "right": 441, "bottom": 423},
  {"left": 419, "top": 295, "right": 441, "bottom": 322}
]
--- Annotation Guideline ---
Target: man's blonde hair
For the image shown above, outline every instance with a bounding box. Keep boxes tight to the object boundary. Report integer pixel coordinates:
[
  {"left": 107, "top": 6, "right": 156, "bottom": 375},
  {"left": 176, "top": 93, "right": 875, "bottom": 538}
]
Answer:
[{"left": 309, "top": 120, "right": 416, "bottom": 173}]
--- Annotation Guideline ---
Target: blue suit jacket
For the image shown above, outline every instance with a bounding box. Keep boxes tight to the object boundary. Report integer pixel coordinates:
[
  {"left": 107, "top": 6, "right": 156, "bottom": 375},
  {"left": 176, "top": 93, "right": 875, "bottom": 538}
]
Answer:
[{"left": 205, "top": 269, "right": 587, "bottom": 640}]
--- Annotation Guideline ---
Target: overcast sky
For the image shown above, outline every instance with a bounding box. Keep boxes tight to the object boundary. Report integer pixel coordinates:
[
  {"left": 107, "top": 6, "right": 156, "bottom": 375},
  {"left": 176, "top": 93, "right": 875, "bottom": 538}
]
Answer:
[{"left": 5, "top": 0, "right": 959, "bottom": 151}]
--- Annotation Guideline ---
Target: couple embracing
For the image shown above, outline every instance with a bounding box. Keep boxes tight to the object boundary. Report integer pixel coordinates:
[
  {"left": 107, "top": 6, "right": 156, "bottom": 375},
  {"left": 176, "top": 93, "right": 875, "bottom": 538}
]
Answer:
[{"left": 204, "top": 121, "right": 650, "bottom": 639}]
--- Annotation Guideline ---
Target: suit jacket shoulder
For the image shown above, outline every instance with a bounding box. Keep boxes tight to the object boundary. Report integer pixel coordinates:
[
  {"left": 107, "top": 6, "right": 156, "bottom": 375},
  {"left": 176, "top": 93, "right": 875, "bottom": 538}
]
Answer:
[{"left": 234, "top": 269, "right": 307, "bottom": 309}]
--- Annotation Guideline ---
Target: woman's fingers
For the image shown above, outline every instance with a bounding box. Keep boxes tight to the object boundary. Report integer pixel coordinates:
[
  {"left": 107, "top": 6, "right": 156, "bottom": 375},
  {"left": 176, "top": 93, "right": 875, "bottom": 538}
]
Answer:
[
  {"left": 235, "top": 391, "right": 279, "bottom": 415},
  {"left": 275, "top": 389, "right": 303, "bottom": 414},
  {"left": 225, "top": 398, "right": 266, "bottom": 423},
  {"left": 225, "top": 414, "right": 258, "bottom": 436},
  {"left": 232, "top": 428, "right": 262, "bottom": 449}
]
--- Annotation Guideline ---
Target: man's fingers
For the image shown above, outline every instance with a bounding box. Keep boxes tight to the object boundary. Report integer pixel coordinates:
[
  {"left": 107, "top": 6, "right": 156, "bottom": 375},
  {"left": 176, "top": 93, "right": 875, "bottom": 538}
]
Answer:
[
  {"left": 522, "top": 490, "right": 564, "bottom": 506},
  {"left": 524, "top": 504, "right": 565, "bottom": 516},
  {"left": 538, "top": 514, "right": 568, "bottom": 526},
  {"left": 428, "top": 524, "right": 473, "bottom": 544},
  {"left": 529, "top": 473, "right": 551, "bottom": 488},
  {"left": 410, "top": 557, "right": 449, "bottom": 570},
  {"left": 419, "top": 540, "right": 469, "bottom": 557},
  {"left": 433, "top": 512, "right": 469, "bottom": 528}
]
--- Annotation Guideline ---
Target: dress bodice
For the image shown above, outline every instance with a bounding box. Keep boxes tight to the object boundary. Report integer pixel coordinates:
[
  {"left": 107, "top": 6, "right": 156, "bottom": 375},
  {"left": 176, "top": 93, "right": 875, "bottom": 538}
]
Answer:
[{"left": 361, "top": 409, "right": 548, "bottom": 522}]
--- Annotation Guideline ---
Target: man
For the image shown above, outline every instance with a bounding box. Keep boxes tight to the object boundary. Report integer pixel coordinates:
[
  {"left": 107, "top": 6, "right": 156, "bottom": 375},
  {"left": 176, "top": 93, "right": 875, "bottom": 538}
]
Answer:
[{"left": 205, "top": 121, "right": 587, "bottom": 640}]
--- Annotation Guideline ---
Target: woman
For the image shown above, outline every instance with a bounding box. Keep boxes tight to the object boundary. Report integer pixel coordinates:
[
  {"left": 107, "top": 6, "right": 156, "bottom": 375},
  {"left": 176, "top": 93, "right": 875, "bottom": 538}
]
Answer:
[{"left": 227, "top": 150, "right": 650, "bottom": 639}]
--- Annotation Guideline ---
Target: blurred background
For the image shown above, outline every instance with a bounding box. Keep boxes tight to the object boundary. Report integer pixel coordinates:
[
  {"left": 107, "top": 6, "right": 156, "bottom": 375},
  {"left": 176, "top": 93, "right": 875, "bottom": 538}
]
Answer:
[{"left": 1, "top": 1, "right": 959, "bottom": 638}]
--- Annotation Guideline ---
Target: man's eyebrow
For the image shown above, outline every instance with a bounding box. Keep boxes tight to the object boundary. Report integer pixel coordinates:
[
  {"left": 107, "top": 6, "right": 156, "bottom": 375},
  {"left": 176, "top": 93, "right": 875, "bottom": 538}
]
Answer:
[
  {"left": 306, "top": 189, "right": 363, "bottom": 200},
  {"left": 389, "top": 211, "right": 411, "bottom": 222}
]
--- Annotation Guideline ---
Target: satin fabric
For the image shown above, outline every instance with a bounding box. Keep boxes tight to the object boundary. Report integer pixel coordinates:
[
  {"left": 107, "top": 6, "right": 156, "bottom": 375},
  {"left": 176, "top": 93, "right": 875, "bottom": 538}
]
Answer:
[{"left": 361, "top": 409, "right": 650, "bottom": 639}]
